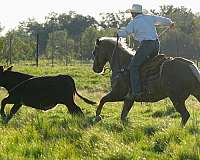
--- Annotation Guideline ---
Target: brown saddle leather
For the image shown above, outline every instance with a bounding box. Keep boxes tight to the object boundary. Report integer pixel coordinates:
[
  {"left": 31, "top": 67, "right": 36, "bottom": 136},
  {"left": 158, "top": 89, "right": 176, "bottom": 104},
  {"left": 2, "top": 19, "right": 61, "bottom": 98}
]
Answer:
[{"left": 140, "top": 54, "right": 172, "bottom": 94}]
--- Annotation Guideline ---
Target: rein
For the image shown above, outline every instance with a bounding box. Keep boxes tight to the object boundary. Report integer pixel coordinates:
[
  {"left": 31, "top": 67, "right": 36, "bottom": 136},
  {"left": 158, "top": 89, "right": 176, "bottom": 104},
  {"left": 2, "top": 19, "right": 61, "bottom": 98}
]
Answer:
[{"left": 110, "top": 34, "right": 119, "bottom": 66}]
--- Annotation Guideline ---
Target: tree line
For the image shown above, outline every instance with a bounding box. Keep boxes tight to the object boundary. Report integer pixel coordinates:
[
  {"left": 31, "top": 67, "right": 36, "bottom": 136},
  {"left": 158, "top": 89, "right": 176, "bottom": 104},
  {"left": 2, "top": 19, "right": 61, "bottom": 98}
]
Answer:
[{"left": 0, "top": 5, "right": 199, "bottom": 65}]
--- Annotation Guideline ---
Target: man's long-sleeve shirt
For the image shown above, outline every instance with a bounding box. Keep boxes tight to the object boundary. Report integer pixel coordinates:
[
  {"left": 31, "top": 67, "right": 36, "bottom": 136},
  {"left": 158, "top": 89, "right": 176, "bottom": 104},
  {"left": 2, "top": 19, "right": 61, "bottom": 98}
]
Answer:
[{"left": 117, "top": 14, "right": 173, "bottom": 43}]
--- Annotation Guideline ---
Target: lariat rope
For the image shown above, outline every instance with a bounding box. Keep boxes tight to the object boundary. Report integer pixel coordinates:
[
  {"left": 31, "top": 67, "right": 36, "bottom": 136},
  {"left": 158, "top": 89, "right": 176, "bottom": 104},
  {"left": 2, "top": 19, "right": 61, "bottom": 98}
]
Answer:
[
  {"left": 100, "top": 27, "right": 171, "bottom": 76},
  {"left": 159, "top": 27, "right": 179, "bottom": 57},
  {"left": 158, "top": 27, "right": 170, "bottom": 38}
]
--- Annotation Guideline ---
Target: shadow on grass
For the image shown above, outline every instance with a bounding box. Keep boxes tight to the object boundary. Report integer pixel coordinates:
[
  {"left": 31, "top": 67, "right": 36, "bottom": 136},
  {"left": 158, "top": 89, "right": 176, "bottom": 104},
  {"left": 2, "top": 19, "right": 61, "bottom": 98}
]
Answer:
[
  {"left": 187, "top": 124, "right": 200, "bottom": 135},
  {"left": 151, "top": 107, "right": 179, "bottom": 118},
  {"left": 144, "top": 125, "right": 159, "bottom": 136},
  {"left": 178, "top": 150, "right": 199, "bottom": 160},
  {"left": 102, "top": 153, "right": 135, "bottom": 160}
]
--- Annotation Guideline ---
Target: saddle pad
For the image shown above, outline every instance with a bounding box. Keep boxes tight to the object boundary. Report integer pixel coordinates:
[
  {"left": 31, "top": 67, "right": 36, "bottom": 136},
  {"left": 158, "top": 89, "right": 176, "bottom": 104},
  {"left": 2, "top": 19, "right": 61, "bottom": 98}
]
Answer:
[{"left": 140, "top": 54, "right": 172, "bottom": 94}]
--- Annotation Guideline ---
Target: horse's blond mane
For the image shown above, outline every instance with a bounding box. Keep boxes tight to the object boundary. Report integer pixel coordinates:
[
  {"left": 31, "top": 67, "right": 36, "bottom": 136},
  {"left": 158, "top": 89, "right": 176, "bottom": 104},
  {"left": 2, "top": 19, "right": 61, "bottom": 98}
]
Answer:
[{"left": 99, "top": 37, "right": 135, "bottom": 55}]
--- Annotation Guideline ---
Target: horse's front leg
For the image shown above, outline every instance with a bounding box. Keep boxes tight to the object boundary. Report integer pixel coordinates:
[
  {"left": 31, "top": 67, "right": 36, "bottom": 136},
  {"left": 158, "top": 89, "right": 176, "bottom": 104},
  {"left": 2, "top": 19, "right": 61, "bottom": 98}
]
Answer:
[{"left": 95, "top": 91, "right": 124, "bottom": 121}]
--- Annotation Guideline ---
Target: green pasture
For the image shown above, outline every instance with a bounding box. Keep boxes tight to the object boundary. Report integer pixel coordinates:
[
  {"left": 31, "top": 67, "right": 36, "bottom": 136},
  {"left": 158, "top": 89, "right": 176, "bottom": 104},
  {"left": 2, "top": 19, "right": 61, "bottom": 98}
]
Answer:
[{"left": 0, "top": 62, "right": 199, "bottom": 160}]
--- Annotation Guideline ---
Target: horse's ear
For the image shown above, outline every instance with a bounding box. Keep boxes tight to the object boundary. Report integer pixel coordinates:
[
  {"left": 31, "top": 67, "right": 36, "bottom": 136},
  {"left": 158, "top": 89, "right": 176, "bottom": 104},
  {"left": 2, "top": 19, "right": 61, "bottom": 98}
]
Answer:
[
  {"left": 7, "top": 66, "right": 13, "bottom": 71},
  {"left": 96, "top": 38, "right": 101, "bottom": 45}
]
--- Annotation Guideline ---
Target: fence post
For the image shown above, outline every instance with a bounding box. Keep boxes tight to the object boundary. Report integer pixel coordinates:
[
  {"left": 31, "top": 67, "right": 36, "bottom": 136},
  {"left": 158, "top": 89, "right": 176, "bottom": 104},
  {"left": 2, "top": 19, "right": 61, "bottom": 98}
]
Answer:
[
  {"left": 36, "top": 33, "right": 39, "bottom": 67},
  {"left": 8, "top": 34, "right": 13, "bottom": 65},
  {"left": 51, "top": 32, "right": 54, "bottom": 67},
  {"left": 65, "top": 38, "right": 68, "bottom": 66}
]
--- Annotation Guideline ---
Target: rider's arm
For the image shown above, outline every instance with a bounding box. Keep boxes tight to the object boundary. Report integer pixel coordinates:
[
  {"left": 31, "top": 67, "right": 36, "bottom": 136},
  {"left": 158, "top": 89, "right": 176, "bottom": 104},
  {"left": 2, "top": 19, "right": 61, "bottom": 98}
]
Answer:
[{"left": 117, "top": 21, "right": 135, "bottom": 38}]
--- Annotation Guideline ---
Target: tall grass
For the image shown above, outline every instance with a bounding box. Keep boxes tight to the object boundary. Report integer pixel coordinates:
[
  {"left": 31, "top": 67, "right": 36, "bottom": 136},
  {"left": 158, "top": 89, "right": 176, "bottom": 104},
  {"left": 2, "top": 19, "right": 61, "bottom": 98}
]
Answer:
[{"left": 0, "top": 62, "right": 199, "bottom": 159}]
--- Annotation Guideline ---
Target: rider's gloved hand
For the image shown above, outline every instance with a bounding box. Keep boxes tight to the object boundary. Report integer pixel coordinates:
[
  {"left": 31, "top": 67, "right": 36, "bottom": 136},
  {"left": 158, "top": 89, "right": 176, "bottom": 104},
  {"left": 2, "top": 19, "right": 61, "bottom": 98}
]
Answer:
[
  {"left": 170, "top": 22, "right": 176, "bottom": 30},
  {"left": 116, "top": 33, "right": 119, "bottom": 38}
]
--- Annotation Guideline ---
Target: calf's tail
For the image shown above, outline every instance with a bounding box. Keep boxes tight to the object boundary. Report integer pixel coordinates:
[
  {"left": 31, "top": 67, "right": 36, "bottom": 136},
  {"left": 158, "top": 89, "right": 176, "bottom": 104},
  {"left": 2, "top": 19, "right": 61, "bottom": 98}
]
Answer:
[{"left": 75, "top": 89, "right": 96, "bottom": 105}]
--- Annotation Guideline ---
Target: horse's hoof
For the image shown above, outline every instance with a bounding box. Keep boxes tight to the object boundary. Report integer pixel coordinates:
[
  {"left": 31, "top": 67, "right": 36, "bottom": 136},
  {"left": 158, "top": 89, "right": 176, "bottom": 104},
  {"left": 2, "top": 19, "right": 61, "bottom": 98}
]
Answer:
[
  {"left": 121, "top": 117, "right": 129, "bottom": 125},
  {"left": 121, "top": 117, "right": 128, "bottom": 122},
  {"left": 1, "top": 115, "right": 6, "bottom": 122},
  {"left": 95, "top": 115, "right": 102, "bottom": 122},
  {"left": 2, "top": 117, "right": 8, "bottom": 124},
  {"left": 1, "top": 113, "right": 6, "bottom": 118}
]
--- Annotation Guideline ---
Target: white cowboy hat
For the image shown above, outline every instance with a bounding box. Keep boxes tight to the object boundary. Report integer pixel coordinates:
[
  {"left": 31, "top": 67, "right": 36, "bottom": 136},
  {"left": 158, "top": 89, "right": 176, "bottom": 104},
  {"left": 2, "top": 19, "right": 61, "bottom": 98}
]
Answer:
[{"left": 126, "top": 4, "right": 148, "bottom": 14}]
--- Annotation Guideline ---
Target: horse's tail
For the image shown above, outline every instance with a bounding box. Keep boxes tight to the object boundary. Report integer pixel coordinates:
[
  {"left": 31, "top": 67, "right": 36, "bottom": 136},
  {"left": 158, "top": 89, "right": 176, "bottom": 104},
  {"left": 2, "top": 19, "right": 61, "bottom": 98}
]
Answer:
[
  {"left": 173, "top": 57, "right": 200, "bottom": 83},
  {"left": 187, "top": 63, "right": 200, "bottom": 102},
  {"left": 189, "top": 63, "right": 200, "bottom": 83},
  {"left": 75, "top": 89, "right": 96, "bottom": 105}
]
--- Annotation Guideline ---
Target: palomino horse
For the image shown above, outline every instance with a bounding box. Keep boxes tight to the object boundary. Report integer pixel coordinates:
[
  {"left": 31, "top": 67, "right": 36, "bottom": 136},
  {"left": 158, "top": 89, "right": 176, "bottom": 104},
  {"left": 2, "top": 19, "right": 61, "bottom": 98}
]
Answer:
[{"left": 92, "top": 37, "right": 200, "bottom": 126}]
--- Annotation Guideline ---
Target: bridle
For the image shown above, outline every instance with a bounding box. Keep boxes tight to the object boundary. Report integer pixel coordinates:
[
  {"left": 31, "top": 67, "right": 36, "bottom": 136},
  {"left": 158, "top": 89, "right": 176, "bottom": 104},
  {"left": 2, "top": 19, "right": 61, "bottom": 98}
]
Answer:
[{"left": 99, "top": 35, "right": 120, "bottom": 76}]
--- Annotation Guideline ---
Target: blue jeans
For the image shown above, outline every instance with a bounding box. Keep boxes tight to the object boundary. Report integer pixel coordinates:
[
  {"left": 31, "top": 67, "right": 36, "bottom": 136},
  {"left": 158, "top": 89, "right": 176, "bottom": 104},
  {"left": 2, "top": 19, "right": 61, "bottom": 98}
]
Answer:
[{"left": 129, "top": 39, "right": 160, "bottom": 96}]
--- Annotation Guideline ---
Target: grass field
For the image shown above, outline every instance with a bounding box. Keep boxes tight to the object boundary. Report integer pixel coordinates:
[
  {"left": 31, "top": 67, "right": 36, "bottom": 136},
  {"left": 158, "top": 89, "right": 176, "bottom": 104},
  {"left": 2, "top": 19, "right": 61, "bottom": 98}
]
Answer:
[{"left": 0, "top": 62, "right": 199, "bottom": 160}]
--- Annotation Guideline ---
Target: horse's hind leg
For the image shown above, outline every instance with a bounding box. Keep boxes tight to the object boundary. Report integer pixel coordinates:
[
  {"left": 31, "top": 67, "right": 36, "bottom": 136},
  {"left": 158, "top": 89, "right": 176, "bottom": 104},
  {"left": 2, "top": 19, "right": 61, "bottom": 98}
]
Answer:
[
  {"left": 170, "top": 96, "right": 190, "bottom": 126},
  {"left": 192, "top": 91, "right": 200, "bottom": 103},
  {"left": 121, "top": 99, "right": 134, "bottom": 121}
]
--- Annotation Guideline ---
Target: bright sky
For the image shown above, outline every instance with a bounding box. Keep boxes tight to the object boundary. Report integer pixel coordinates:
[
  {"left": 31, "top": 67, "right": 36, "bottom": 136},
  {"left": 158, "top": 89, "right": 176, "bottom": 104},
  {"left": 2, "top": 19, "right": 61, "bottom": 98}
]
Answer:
[{"left": 0, "top": 0, "right": 199, "bottom": 34}]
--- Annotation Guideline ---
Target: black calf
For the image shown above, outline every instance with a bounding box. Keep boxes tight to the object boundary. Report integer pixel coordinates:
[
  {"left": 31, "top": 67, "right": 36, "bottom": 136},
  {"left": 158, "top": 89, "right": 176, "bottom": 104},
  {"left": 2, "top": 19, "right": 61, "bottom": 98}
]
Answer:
[
  {"left": 0, "top": 66, "right": 33, "bottom": 91},
  {"left": 0, "top": 67, "right": 96, "bottom": 123}
]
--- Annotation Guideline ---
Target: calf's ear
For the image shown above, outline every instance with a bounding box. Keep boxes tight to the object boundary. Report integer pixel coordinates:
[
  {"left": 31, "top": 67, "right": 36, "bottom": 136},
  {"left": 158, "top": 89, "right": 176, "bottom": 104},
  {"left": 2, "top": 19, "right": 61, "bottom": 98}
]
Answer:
[
  {"left": 0, "top": 66, "right": 3, "bottom": 72},
  {"left": 96, "top": 38, "right": 101, "bottom": 45},
  {"left": 7, "top": 66, "right": 13, "bottom": 71}
]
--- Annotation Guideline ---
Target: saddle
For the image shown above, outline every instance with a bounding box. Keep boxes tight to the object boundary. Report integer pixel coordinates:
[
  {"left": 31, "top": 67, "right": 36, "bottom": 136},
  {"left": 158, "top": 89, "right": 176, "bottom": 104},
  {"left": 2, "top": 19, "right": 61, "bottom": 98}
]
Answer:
[{"left": 140, "top": 54, "right": 172, "bottom": 94}]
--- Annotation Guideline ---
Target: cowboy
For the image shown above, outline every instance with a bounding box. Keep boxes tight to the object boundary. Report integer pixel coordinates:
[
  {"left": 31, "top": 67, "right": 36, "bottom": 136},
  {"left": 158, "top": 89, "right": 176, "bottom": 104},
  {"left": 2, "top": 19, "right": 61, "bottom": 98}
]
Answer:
[{"left": 117, "top": 4, "right": 175, "bottom": 99}]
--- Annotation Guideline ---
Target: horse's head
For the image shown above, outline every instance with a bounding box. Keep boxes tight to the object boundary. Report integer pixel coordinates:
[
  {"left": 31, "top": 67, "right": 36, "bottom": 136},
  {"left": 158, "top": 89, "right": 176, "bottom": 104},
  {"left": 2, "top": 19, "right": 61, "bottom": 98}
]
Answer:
[
  {"left": 92, "top": 38, "right": 114, "bottom": 73},
  {"left": 92, "top": 37, "right": 134, "bottom": 73}
]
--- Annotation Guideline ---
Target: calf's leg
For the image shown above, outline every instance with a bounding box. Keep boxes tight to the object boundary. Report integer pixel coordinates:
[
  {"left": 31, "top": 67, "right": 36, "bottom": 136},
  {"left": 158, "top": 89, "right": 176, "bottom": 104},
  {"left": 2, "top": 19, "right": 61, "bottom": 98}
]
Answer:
[
  {"left": 1, "top": 97, "right": 9, "bottom": 119},
  {"left": 5, "top": 104, "right": 22, "bottom": 123},
  {"left": 65, "top": 101, "right": 84, "bottom": 116}
]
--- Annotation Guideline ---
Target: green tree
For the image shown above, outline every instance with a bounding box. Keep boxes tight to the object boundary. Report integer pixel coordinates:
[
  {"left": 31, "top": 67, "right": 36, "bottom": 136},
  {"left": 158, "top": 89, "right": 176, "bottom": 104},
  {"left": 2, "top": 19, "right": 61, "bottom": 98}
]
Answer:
[
  {"left": 191, "top": 14, "right": 200, "bottom": 59},
  {"left": 99, "top": 11, "right": 130, "bottom": 29},
  {"left": 4, "top": 30, "right": 35, "bottom": 61},
  {"left": 57, "top": 12, "right": 98, "bottom": 39},
  {"left": 65, "top": 38, "right": 75, "bottom": 59},
  {"left": 19, "top": 18, "right": 49, "bottom": 55},
  {"left": 47, "top": 30, "right": 68, "bottom": 59},
  {"left": 151, "top": 5, "right": 198, "bottom": 58},
  {"left": 0, "top": 23, "right": 4, "bottom": 34},
  {"left": 80, "top": 27, "right": 98, "bottom": 59}
]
